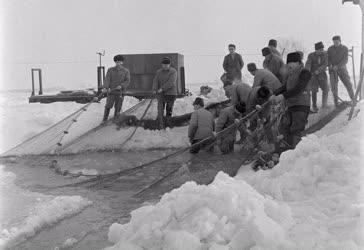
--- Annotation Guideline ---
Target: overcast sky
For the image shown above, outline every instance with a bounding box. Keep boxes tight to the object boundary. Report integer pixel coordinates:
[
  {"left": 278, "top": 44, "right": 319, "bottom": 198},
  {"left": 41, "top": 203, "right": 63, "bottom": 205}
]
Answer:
[{"left": 0, "top": 0, "right": 362, "bottom": 91}]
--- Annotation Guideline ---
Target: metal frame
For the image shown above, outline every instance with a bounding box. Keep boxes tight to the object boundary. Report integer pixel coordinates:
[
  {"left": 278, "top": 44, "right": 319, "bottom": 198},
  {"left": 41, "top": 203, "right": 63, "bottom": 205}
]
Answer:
[{"left": 31, "top": 68, "right": 43, "bottom": 96}]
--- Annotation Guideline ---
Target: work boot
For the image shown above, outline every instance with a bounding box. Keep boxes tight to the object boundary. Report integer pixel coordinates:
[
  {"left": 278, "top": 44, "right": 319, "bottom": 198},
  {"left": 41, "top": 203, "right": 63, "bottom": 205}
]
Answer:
[{"left": 102, "top": 108, "right": 111, "bottom": 123}]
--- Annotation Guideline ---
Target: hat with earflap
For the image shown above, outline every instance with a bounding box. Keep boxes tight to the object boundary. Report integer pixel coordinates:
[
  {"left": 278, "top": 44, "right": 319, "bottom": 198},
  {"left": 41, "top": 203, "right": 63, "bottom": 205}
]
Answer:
[
  {"left": 286, "top": 52, "right": 301, "bottom": 64},
  {"left": 315, "top": 41, "right": 324, "bottom": 50}
]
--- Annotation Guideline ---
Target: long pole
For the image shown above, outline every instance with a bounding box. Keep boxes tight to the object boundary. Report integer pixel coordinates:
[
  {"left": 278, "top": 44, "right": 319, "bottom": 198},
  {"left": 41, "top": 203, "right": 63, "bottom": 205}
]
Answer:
[{"left": 351, "top": 46, "right": 357, "bottom": 89}]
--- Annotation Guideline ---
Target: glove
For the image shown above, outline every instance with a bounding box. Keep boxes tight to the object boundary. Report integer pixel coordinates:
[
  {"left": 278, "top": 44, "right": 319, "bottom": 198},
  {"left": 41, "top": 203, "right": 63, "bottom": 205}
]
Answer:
[
  {"left": 101, "top": 88, "right": 107, "bottom": 94},
  {"left": 234, "top": 119, "right": 240, "bottom": 126},
  {"left": 116, "top": 86, "right": 122, "bottom": 90},
  {"left": 255, "top": 104, "right": 262, "bottom": 111},
  {"left": 157, "top": 88, "right": 163, "bottom": 94}
]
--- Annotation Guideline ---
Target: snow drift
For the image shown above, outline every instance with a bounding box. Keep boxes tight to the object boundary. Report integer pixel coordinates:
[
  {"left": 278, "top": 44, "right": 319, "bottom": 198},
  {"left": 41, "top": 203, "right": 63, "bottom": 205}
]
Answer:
[{"left": 105, "top": 102, "right": 363, "bottom": 249}]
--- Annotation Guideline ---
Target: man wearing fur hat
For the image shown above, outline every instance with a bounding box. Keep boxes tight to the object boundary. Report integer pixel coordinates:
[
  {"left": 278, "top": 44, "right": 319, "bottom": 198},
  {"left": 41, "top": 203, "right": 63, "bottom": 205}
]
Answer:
[
  {"left": 327, "top": 35, "right": 355, "bottom": 106},
  {"left": 153, "top": 57, "right": 178, "bottom": 129},
  {"left": 262, "top": 47, "right": 285, "bottom": 82},
  {"left": 102, "top": 54, "right": 130, "bottom": 123},
  {"left": 223, "top": 44, "right": 244, "bottom": 83},
  {"left": 305, "top": 41, "right": 329, "bottom": 112},
  {"left": 270, "top": 52, "right": 312, "bottom": 151}
]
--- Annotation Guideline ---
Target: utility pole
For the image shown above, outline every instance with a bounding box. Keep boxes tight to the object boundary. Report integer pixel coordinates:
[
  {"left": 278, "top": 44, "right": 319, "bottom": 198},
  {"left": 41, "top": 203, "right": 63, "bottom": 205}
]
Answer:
[{"left": 342, "top": 0, "right": 364, "bottom": 99}]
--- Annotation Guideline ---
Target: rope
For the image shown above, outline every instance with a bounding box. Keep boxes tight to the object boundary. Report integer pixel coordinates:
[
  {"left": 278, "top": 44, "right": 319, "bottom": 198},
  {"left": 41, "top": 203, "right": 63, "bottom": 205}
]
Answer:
[{"left": 45, "top": 101, "right": 270, "bottom": 189}]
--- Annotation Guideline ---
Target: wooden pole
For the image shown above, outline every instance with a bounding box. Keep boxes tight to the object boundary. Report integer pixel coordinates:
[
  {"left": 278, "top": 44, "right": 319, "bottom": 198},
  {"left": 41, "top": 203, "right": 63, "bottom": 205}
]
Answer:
[{"left": 351, "top": 46, "right": 357, "bottom": 89}]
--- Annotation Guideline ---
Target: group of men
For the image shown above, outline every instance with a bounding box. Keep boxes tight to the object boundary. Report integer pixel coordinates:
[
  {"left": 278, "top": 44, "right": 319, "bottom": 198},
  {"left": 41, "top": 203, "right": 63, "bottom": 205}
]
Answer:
[
  {"left": 100, "top": 35, "right": 355, "bottom": 160},
  {"left": 189, "top": 36, "right": 356, "bottom": 157}
]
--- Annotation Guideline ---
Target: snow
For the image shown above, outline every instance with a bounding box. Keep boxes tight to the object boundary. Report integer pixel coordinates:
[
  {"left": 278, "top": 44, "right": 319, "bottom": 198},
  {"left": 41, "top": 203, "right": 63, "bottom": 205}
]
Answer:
[
  {"left": 0, "top": 165, "right": 92, "bottom": 248},
  {"left": 105, "top": 102, "right": 363, "bottom": 249}
]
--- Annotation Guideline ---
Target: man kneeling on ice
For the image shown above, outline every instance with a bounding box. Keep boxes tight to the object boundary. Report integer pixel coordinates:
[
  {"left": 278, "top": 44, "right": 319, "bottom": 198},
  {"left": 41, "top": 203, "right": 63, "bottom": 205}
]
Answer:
[
  {"left": 188, "top": 97, "right": 215, "bottom": 154},
  {"left": 215, "top": 103, "right": 245, "bottom": 154},
  {"left": 101, "top": 54, "right": 130, "bottom": 123}
]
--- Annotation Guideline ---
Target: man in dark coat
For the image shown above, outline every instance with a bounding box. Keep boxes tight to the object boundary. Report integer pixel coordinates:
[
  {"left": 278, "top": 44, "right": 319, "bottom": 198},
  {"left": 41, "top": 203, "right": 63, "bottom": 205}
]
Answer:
[
  {"left": 102, "top": 54, "right": 130, "bottom": 122},
  {"left": 262, "top": 47, "right": 285, "bottom": 82},
  {"left": 270, "top": 52, "right": 312, "bottom": 152},
  {"left": 152, "top": 57, "right": 178, "bottom": 129},
  {"left": 305, "top": 41, "right": 329, "bottom": 112},
  {"left": 268, "top": 39, "right": 282, "bottom": 58},
  {"left": 327, "top": 35, "right": 355, "bottom": 106},
  {"left": 223, "top": 44, "right": 244, "bottom": 83},
  {"left": 247, "top": 63, "right": 281, "bottom": 92}
]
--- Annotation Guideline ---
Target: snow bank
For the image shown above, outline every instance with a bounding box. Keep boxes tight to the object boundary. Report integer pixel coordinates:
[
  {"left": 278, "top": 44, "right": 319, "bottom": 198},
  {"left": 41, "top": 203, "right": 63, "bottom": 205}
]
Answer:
[
  {"left": 105, "top": 173, "right": 293, "bottom": 250},
  {"left": 0, "top": 165, "right": 92, "bottom": 248},
  {"left": 105, "top": 102, "right": 363, "bottom": 249}
]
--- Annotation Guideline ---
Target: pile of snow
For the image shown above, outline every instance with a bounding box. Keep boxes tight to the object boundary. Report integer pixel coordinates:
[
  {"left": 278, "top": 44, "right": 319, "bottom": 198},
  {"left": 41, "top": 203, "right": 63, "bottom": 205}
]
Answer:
[
  {"left": 0, "top": 165, "right": 92, "bottom": 248},
  {"left": 105, "top": 102, "right": 363, "bottom": 249}
]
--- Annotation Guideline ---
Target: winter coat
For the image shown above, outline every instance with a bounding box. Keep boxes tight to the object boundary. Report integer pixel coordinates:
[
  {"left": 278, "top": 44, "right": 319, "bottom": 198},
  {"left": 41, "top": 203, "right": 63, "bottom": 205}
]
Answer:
[
  {"left": 223, "top": 53, "right": 244, "bottom": 81},
  {"left": 327, "top": 44, "right": 349, "bottom": 69},
  {"left": 274, "top": 65, "right": 312, "bottom": 110},
  {"left": 230, "top": 83, "right": 252, "bottom": 106},
  {"left": 152, "top": 67, "right": 178, "bottom": 96},
  {"left": 305, "top": 51, "right": 328, "bottom": 74},
  {"left": 252, "top": 69, "right": 281, "bottom": 92},
  {"left": 104, "top": 65, "right": 130, "bottom": 95},
  {"left": 263, "top": 53, "right": 285, "bottom": 80},
  {"left": 216, "top": 106, "right": 241, "bottom": 141},
  {"left": 188, "top": 108, "right": 215, "bottom": 140}
]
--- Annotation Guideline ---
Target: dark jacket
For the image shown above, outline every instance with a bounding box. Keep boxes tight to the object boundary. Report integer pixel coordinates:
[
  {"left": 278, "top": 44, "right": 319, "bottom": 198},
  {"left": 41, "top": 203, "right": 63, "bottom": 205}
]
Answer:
[
  {"left": 327, "top": 44, "right": 348, "bottom": 68},
  {"left": 230, "top": 83, "right": 252, "bottom": 106},
  {"left": 263, "top": 53, "right": 285, "bottom": 80},
  {"left": 274, "top": 65, "right": 311, "bottom": 110},
  {"left": 152, "top": 67, "right": 178, "bottom": 96},
  {"left": 253, "top": 69, "right": 281, "bottom": 92},
  {"left": 223, "top": 53, "right": 244, "bottom": 81},
  {"left": 188, "top": 108, "right": 215, "bottom": 140},
  {"left": 104, "top": 65, "right": 130, "bottom": 95},
  {"left": 305, "top": 51, "right": 328, "bottom": 74}
]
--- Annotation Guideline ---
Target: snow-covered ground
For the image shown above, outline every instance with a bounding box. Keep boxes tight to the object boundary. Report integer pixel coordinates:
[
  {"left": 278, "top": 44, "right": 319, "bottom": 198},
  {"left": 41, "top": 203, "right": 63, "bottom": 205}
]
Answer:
[
  {"left": 104, "top": 102, "right": 363, "bottom": 250},
  {"left": 0, "top": 165, "right": 92, "bottom": 249}
]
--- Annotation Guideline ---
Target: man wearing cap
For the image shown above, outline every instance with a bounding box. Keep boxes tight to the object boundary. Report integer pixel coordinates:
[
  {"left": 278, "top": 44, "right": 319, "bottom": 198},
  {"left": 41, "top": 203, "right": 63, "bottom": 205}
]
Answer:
[
  {"left": 153, "top": 57, "right": 178, "bottom": 129},
  {"left": 188, "top": 97, "right": 215, "bottom": 154},
  {"left": 216, "top": 103, "right": 245, "bottom": 154},
  {"left": 262, "top": 47, "right": 285, "bottom": 82},
  {"left": 327, "top": 35, "right": 355, "bottom": 106},
  {"left": 305, "top": 42, "right": 329, "bottom": 112},
  {"left": 247, "top": 63, "right": 281, "bottom": 92},
  {"left": 268, "top": 39, "right": 282, "bottom": 58},
  {"left": 223, "top": 44, "right": 244, "bottom": 83},
  {"left": 101, "top": 54, "right": 130, "bottom": 123},
  {"left": 270, "top": 52, "right": 312, "bottom": 151}
]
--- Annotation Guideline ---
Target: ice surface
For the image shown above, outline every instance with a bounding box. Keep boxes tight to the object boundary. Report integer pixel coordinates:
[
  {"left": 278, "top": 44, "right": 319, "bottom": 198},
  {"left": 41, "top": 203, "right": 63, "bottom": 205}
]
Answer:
[
  {"left": 106, "top": 102, "right": 363, "bottom": 249},
  {"left": 0, "top": 165, "right": 92, "bottom": 248}
]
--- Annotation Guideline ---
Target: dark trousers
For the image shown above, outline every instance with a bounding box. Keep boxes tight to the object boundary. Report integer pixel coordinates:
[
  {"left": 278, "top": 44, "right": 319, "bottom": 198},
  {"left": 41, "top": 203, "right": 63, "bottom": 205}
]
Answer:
[
  {"left": 329, "top": 67, "right": 355, "bottom": 105},
  {"left": 279, "top": 108, "right": 309, "bottom": 149},
  {"left": 310, "top": 73, "right": 329, "bottom": 108},
  {"left": 157, "top": 95, "right": 176, "bottom": 128},
  {"left": 105, "top": 94, "right": 124, "bottom": 114},
  {"left": 190, "top": 137, "right": 215, "bottom": 154}
]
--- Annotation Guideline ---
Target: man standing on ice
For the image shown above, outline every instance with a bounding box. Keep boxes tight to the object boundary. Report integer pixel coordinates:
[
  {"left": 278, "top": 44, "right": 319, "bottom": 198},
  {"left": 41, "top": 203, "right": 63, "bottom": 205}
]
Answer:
[
  {"left": 153, "top": 57, "right": 178, "bottom": 129},
  {"left": 223, "top": 44, "right": 244, "bottom": 83},
  {"left": 270, "top": 52, "right": 312, "bottom": 151},
  {"left": 102, "top": 54, "right": 130, "bottom": 123},
  {"left": 327, "top": 35, "right": 355, "bottom": 106},
  {"left": 262, "top": 47, "right": 285, "bottom": 82},
  {"left": 188, "top": 97, "right": 215, "bottom": 154},
  {"left": 268, "top": 39, "right": 282, "bottom": 58},
  {"left": 305, "top": 41, "right": 329, "bottom": 112}
]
